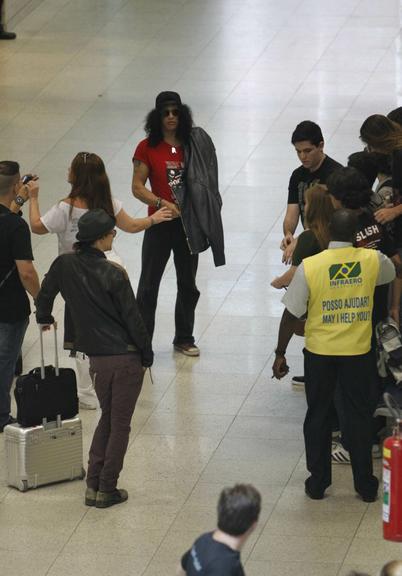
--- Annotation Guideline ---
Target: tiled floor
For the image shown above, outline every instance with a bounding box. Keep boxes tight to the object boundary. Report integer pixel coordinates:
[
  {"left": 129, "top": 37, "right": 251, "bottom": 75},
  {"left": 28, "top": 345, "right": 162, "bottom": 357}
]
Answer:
[{"left": 1, "top": 0, "right": 401, "bottom": 574}]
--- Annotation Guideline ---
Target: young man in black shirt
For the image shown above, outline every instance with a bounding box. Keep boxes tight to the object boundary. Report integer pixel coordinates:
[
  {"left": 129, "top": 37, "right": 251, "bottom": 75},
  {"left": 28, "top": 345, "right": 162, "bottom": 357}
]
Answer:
[
  {"left": 281, "top": 121, "right": 342, "bottom": 263},
  {"left": 178, "top": 484, "right": 261, "bottom": 576},
  {"left": 0, "top": 161, "right": 39, "bottom": 432}
]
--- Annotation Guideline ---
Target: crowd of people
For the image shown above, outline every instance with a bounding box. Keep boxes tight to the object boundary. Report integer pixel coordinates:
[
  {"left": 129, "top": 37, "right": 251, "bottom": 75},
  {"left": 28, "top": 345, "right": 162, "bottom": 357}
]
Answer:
[
  {"left": 272, "top": 112, "right": 402, "bottom": 502},
  {"left": 0, "top": 89, "right": 401, "bottom": 571}
]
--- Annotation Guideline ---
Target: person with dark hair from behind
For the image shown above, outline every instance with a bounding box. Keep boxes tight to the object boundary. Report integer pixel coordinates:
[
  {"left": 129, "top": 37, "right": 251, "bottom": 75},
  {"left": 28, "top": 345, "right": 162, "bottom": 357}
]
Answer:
[
  {"left": 132, "top": 91, "right": 225, "bottom": 357},
  {"left": 0, "top": 161, "right": 40, "bottom": 432},
  {"left": 0, "top": 1, "right": 15, "bottom": 39},
  {"left": 327, "top": 167, "right": 402, "bottom": 464},
  {"left": 381, "top": 561, "right": 402, "bottom": 576},
  {"left": 272, "top": 209, "right": 395, "bottom": 501},
  {"left": 178, "top": 484, "right": 261, "bottom": 576},
  {"left": 35, "top": 209, "right": 153, "bottom": 508},
  {"left": 281, "top": 120, "right": 342, "bottom": 264}
]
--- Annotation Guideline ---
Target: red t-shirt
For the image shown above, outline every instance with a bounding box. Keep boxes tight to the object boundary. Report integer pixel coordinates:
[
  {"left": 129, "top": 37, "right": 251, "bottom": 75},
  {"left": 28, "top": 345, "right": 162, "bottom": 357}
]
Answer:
[{"left": 133, "top": 138, "right": 185, "bottom": 215}]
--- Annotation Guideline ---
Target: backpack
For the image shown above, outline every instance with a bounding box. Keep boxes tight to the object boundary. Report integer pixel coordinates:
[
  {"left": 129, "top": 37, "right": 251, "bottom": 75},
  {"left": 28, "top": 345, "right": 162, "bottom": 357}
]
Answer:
[{"left": 376, "top": 318, "right": 402, "bottom": 386}]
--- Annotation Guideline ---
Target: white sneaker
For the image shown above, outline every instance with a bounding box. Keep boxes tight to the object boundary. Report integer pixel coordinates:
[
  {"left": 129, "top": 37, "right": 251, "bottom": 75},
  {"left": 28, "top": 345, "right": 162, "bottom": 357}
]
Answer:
[
  {"left": 331, "top": 441, "right": 351, "bottom": 464},
  {"left": 79, "top": 400, "right": 97, "bottom": 410},
  {"left": 291, "top": 375, "right": 305, "bottom": 389}
]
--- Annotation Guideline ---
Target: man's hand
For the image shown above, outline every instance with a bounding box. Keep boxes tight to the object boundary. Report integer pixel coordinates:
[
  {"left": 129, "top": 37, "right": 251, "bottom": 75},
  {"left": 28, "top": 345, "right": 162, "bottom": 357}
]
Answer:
[
  {"left": 280, "top": 232, "right": 293, "bottom": 251},
  {"left": 272, "top": 354, "right": 289, "bottom": 379},
  {"left": 26, "top": 179, "right": 39, "bottom": 199},
  {"left": 38, "top": 320, "right": 57, "bottom": 332},
  {"left": 152, "top": 206, "right": 173, "bottom": 223},
  {"left": 282, "top": 237, "right": 297, "bottom": 264},
  {"left": 271, "top": 276, "right": 287, "bottom": 289},
  {"left": 162, "top": 200, "right": 180, "bottom": 218}
]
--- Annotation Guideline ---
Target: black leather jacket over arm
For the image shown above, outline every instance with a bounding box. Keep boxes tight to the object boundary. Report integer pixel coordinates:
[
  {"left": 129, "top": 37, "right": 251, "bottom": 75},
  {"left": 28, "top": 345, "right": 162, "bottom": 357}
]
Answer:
[
  {"left": 174, "top": 127, "right": 225, "bottom": 267},
  {"left": 36, "top": 247, "right": 153, "bottom": 366}
]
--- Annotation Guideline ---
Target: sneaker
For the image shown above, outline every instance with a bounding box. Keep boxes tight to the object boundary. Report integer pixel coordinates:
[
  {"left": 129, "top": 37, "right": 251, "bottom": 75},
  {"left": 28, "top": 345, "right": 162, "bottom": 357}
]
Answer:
[
  {"left": 331, "top": 441, "right": 351, "bottom": 464},
  {"left": 0, "top": 26, "right": 16, "bottom": 40},
  {"left": 372, "top": 444, "right": 382, "bottom": 459},
  {"left": 95, "top": 489, "right": 128, "bottom": 509},
  {"left": 174, "top": 343, "right": 200, "bottom": 357},
  {"left": 79, "top": 400, "right": 97, "bottom": 410},
  {"left": 291, "top": 375, "right": 305, "bottom": 389},
  {"left": 84, "top": 488, "right": 97, "bottom": 507}
]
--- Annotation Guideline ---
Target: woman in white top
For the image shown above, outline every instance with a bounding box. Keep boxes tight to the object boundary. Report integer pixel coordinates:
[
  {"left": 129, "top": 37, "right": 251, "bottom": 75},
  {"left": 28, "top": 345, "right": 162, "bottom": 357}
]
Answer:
[
  {"left": 29, "top": 151, "right": 171, "bottom": 253},
  {"left": 28, "top": 151, "right": 171, "bottom": 409}
]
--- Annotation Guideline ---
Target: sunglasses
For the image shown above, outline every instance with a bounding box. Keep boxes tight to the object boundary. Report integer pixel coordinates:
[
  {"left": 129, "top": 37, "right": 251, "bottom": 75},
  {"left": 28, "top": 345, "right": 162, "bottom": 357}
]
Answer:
[
  {"left": 163, "top": 108, "right": 179, "bottom": 118},
  {"left": 80, "top": 152, "right": 92, "bottom": 163}
]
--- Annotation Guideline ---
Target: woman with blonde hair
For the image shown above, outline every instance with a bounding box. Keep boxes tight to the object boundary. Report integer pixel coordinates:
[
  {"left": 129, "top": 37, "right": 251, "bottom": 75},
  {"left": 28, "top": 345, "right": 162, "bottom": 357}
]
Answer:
[
  {"left": 271, "top": 183, "right": 334, "bottom": 289},
  {"left": 28, "top": 151, "right": 171, "bottom": 409}
]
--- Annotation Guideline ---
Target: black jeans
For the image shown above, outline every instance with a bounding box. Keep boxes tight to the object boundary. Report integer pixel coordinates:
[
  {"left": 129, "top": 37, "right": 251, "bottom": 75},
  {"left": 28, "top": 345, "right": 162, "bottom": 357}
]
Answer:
[
  {"left": 304, "top": 349, "right": 378, "bottom": 497},
  {"left": 137, "top": 218, "right": 200, "bottom": 344}
]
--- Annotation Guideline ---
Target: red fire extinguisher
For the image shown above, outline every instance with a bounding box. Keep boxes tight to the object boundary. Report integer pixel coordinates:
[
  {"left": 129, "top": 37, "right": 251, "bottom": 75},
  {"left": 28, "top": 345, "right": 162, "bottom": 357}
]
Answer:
[{"left": 383, "top": 393, "right": 402, "bottom": 542}]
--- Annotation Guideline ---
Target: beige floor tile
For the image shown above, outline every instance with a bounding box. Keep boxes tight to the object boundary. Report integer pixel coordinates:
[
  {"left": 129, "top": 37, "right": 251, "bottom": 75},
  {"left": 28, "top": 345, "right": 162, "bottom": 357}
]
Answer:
[
  {"left": 140, "top": 412, "right": 234, "bottom": 438},
  {"left": 251, "top": 533, "right": 350, "bottom": 563},
  {"left": 245, "top": 560, "right": 341, "bottom": 576},
  {"left": 339, "top": 565, "right": 383, "bottom": 576},
  {"left": 344, "top": 537, "right": 402, "bottom": 564},
  {"left": 0, "top": 550, "right": 58, "bottom": 576}
]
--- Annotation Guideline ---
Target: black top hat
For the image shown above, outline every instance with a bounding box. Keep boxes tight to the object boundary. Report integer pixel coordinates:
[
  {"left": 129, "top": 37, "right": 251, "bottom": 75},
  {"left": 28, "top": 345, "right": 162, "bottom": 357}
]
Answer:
[
  {"left": 76, "top": 209, "right": 116, "bottom": 243},
  {"left": 155, "top": 91, "right": 182, "bottom": 109}
]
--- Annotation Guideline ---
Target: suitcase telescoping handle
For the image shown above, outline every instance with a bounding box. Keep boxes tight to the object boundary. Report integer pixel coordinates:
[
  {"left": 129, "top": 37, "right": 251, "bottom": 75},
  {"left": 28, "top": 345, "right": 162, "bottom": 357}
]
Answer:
[{"left": 38, "top": 324, "right": 59, "bottom": 380}]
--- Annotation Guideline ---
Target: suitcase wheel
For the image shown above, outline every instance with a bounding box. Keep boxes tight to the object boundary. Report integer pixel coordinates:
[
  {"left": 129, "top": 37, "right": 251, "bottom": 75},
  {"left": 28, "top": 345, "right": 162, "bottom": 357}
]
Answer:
[
  {"left": 20, "top": 480, "right": 29, "bottom": 492},
  {"left": 80, "top": 468, "right": 86, "bottom": 480}
]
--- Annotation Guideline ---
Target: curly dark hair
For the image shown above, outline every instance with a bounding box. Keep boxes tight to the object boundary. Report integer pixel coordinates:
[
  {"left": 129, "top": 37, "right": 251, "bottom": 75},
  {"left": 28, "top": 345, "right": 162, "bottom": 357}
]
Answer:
[
  {"left": 326, "top": 167, "right": 371, "bottom": 209},
  {"left": 145, "top": 104, "right": 194, "bottom": 147}
]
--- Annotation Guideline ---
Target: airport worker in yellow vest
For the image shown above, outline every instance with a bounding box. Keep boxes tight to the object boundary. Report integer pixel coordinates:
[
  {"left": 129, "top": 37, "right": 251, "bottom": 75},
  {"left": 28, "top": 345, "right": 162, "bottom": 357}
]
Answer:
[{"left": 272, "top": 209, "right": 395, "bottom": 502}]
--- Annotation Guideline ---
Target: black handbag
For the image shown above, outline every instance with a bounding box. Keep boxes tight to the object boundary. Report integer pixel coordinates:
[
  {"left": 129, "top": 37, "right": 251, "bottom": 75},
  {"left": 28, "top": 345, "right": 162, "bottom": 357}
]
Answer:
[{"left": 15, "top": 325, "right": 78, "bottom": 427}]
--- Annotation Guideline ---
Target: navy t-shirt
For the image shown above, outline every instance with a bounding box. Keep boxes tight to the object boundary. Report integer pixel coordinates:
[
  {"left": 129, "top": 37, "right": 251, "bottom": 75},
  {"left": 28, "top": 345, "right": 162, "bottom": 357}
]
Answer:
[{"left": 181, "top": 532, "right": 245, "bottom": 576}]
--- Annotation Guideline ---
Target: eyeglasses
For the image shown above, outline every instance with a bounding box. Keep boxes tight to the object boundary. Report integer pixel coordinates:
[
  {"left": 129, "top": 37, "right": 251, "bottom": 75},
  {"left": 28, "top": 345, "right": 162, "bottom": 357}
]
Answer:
[{"left": 163, "top": 108, "right": 179, "bottom": 118}]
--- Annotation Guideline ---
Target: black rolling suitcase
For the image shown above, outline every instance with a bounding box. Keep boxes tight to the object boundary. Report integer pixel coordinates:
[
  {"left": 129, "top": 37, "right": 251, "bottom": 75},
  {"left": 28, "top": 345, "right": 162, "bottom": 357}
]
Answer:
[{"left": 14, "top": 325, "right": 79, "bottom": 427}]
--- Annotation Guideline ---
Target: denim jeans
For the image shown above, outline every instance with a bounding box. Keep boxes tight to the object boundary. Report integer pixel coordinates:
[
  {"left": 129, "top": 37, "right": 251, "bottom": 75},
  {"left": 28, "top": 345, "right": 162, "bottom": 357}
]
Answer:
[{"left": 0, "top": 317, "right": 29, "bottom": 428}]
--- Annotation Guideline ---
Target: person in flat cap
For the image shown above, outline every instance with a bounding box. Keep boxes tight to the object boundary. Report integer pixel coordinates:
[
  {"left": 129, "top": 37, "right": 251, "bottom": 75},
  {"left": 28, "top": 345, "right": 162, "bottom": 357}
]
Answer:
[
  {"left": 36, "top": 208, "right": 153, "bottom": 509},
  {"left": 132, "top": 91, "right": 225, "bottom": 357}
]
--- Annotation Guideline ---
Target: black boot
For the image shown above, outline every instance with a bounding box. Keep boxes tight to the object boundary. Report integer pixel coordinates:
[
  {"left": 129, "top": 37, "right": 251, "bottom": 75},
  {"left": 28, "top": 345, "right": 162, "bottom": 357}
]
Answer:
[{"left": 0, "top": 24, "right": 16, "bottom": 40}]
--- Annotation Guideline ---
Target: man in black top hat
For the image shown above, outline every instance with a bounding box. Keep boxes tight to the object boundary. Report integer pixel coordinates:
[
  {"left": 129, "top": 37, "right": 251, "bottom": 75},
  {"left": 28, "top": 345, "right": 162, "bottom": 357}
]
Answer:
[
  {"left": 132, "top": 91, "right": 200, "bottom": 356},
  {"left": 36, "top": 209, "right": 153, "bottom": 509}
]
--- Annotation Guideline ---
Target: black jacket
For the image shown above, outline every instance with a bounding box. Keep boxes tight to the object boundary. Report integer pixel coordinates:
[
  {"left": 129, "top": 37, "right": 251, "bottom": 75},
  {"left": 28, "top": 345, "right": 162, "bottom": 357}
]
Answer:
[
  {"left": 36, "top": 247, "right": 153, "bottom": 366},
  {"left": 174, "top": 127, "right": 225, "bottom": 267}
]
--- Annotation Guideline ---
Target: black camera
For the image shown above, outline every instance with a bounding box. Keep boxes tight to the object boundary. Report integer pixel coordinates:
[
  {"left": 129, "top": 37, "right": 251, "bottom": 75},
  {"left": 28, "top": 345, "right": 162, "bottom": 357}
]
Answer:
[{"left": 22, "top": 174, "right": 33, "bottom": 185}]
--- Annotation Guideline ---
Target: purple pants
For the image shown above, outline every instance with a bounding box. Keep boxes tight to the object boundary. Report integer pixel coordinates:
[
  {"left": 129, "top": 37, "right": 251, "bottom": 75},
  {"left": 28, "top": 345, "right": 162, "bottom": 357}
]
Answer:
[{"left": 87, "top": 353, "right": 144, "bottom": 492}]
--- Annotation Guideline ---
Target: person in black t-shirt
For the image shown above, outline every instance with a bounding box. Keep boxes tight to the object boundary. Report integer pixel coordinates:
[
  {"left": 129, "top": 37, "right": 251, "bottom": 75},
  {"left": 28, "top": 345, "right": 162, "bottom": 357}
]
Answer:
[
  {"left": 327, "top": 166, "right": 401, "bottom": 327},
  {"left": 281, "top": 121, "right": 342, "bottom": 264},
  {"left": 178, "top": 484, "right": 261, "bottom": 576},
  {"left": 0, "top": 161, "right": 40, "bottom": 432}
]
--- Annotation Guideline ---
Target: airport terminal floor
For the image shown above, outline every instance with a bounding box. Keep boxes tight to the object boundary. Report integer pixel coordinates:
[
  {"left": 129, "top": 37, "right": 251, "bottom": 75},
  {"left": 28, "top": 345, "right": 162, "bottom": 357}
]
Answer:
[{"left": 1, "top": 0, "right": 401, "bottom": 574}]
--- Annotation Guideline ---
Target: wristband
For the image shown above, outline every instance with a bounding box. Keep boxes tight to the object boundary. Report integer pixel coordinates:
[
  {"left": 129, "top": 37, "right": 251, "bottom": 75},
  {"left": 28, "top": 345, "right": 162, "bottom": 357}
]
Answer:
[
  {"left": 275, "top": 348, "right": 286, "bottom": 356},
  {"left": 155, "top": 197, "right": 162, "bottom": 210}
]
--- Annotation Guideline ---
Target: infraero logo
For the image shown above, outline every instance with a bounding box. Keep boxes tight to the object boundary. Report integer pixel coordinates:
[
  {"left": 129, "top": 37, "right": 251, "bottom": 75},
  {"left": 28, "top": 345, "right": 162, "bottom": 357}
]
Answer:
[{"left": 329, "top": 262, "right": 362, "bottom": 286}]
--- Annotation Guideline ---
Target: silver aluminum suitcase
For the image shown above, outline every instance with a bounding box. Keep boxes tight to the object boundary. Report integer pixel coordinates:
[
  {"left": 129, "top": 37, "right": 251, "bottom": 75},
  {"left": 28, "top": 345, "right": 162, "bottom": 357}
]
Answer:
[{"left": 5, "top": 416, "right": 85, "bottom": 492}]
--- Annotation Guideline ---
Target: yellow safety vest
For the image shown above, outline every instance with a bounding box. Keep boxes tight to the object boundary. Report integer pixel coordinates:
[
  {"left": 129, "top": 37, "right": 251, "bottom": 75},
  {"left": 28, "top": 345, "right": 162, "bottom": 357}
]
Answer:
[{"left": 303, "top": 247, "right": 379, "bottom": 355}]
